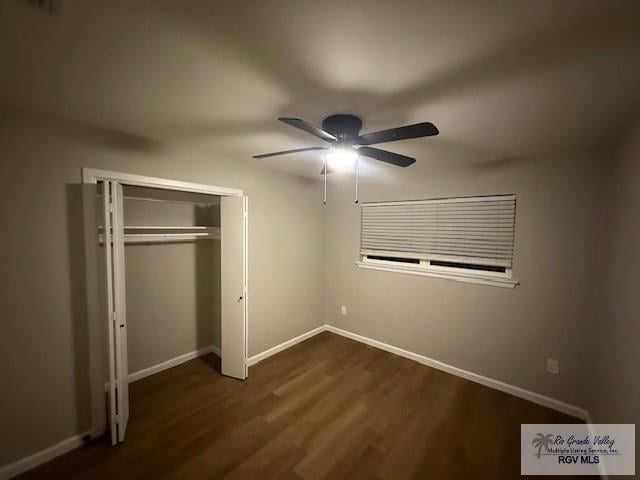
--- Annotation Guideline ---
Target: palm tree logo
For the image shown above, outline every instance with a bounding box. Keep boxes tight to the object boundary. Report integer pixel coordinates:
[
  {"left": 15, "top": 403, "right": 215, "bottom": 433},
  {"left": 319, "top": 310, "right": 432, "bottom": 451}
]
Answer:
[{"left": 532, "top": 433, "right": 554, "bottom": 459}]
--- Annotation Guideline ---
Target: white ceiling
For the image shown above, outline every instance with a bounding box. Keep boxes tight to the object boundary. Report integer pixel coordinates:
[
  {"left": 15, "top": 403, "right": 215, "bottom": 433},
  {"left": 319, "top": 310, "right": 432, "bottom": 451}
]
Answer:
[{"left": 1, "top": 0, "right": 639, "bottom": 177}]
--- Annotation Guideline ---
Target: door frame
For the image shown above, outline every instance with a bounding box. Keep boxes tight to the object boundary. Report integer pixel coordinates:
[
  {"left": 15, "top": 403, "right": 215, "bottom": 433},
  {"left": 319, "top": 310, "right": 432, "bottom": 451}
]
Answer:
[{"left": 82, "top": 168, "right": 247, "bottom": 440}]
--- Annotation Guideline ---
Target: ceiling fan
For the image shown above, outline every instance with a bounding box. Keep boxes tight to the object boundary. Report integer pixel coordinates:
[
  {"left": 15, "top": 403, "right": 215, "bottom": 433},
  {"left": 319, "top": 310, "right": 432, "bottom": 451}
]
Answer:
[{"left": 253, "top": 114, "right": 439, "bottom": 203}]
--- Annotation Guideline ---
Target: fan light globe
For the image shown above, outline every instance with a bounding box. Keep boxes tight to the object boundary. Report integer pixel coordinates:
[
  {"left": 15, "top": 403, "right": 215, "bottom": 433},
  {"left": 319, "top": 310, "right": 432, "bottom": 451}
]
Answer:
[{"left": 326, "top": 147, "right": 358, "bottom": 170}]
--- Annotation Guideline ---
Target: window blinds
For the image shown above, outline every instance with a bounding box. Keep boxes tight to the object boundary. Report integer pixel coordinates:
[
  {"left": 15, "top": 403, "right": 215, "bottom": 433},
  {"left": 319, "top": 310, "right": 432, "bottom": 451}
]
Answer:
[{"left": 360, "top": 195, "right": 516, "bottom": 268}]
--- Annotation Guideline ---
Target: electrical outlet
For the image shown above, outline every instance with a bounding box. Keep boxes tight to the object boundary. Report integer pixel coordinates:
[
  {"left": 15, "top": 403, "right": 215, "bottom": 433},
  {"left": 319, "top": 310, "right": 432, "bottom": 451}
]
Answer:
[
  {"left": 546, "top": 358, "right": 559, "bottom": 375},
  {"left": 341, "top": 305, "right": 347, "bottom": 316}
]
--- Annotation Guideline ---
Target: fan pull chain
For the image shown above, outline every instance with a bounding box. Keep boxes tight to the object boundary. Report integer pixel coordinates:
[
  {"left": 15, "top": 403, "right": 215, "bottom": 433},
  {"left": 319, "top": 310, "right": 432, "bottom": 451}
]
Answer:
[
  {"left": 323, "top": 155, "right": 327, "bottom": 205},
  {"left": 354, "top": 155, "right": 359, "bottom": 204}
]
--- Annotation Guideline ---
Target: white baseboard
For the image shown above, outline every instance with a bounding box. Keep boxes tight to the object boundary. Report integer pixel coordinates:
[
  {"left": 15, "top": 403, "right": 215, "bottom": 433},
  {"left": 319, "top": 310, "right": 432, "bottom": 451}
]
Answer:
[
  {"left": 3, "top": 346, "right": 221, "bottom": 479},
  {"left": 247, "top": 325, "right": 326, "bottom": 366},
  {"left": 105, "top": 344, "right": 220, "bottom": 391},
  {"left": 324, "top": 325, "right": 589, "bottom": 421},
  {"left": 246, "top": 323, "right": 588, "bottom": 420},
  {"left": 128, "top": 344, "right": 220, "bottom": 383},
  {"left": 0, "top": 430, "right": 91, "bottom": 480},
  {"left": 2, "top": 327, "right": 594, "bottom": 480}
]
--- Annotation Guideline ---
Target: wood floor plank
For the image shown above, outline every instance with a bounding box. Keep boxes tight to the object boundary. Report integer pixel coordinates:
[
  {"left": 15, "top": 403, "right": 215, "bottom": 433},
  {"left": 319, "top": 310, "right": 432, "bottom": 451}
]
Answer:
[{"left": 14, "top": 332, "right": 595, "bottom": 480}]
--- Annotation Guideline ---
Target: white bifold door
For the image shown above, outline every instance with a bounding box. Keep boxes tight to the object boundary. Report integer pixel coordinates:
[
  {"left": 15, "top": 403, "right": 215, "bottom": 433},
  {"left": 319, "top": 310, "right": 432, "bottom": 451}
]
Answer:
[
  {"left": 101, "top": 181, "right": 129, "bottom": 445},
  {"left": 220, "top": 195, "right": 248, "bottom": 379},
  {"left": 100, "top": 180, "right": 247, "bottom": 446}
]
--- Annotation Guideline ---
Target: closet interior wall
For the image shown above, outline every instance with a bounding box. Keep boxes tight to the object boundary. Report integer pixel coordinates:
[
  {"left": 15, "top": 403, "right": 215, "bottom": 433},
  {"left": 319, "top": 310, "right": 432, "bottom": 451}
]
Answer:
[{"left": 121, "top": 186, "right": 221, "bottom": 375}]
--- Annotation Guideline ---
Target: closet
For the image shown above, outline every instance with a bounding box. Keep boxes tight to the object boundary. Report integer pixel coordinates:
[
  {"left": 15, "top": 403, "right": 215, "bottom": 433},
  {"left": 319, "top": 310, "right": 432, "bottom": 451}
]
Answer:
[
  {"left": 121, "top": 185, "right": 221, "bottom": 385},
  {"left": 82, "top": 169, "right": 248, "bottom": 446}
]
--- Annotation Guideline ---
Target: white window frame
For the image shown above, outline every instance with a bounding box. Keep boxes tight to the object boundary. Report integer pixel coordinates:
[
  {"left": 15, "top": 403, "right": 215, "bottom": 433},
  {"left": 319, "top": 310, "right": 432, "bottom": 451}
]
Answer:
[{"left": 356, "top": 195, "right": 519, "bottom": 288}]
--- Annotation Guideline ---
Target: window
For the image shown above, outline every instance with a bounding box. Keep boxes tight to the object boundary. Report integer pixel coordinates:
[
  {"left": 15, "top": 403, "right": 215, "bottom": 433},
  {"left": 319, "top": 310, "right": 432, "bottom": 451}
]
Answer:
[{"left": 357, "top": 195, "right": 518, "bottom": 288}]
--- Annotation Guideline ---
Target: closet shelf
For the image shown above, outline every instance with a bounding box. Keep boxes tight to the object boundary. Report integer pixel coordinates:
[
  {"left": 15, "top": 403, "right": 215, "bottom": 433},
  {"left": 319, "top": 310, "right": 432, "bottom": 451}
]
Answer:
[{"left": 97, "top": 193, "right": 217, "bottom": 207}]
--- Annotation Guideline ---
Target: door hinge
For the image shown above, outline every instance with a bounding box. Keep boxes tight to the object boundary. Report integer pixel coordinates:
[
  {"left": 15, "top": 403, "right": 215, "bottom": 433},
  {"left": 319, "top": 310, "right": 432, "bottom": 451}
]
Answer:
[
  {"left": 111, "top": 311, "right": 117, "bottom": 323},
  {"left": 114, "top": 414, "right": 119, "bottom": 424}
]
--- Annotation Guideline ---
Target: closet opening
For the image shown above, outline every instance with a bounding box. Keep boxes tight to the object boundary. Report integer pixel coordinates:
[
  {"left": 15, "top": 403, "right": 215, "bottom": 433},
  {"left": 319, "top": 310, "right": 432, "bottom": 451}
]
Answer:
[{"left": 82, "top": 169, "right": 247, "bottom": 446}]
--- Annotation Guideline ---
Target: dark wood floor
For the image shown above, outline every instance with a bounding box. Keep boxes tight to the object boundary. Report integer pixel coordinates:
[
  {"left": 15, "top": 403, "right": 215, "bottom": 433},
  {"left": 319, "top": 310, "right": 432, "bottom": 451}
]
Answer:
[{"left": 17, "top": 332, "right": 591, "bottom": 480}]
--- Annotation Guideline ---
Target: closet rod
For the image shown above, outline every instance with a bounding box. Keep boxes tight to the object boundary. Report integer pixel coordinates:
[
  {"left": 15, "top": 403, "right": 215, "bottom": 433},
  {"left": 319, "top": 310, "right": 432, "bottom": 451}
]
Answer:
[
  {"left": 99, "top": 232, "right": 220, "bottom": 245},
  {"left": 125, "top": 225, "right": 210, "bottom": 230},
  {"left": 99, "top": 225, "right": 213, "bottom": 230},
  {"left": 127, "top": 232, "right": 210, "bottom": 238}
]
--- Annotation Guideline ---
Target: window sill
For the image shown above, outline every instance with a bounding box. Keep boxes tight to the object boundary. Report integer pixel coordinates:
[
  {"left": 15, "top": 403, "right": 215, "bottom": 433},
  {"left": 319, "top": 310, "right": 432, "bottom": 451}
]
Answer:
[{"left": 355, "top": 261, "right": 519, "bottom": 288}]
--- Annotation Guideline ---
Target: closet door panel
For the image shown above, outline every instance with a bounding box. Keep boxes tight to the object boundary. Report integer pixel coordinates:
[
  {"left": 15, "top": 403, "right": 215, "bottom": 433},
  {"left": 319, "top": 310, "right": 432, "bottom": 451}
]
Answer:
[
  {"left": 102, "top": 181, "right": 119, "bottom": 446},
  {"left": 221, "top": 195, "right": 247, "bottom": 379},
  {"left": 112, "top": 182, "right": 130, "bottom": 441}
]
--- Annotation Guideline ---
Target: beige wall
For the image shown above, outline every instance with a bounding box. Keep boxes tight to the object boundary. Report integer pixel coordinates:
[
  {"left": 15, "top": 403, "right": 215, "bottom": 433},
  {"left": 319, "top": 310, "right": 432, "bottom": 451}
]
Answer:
[
  {"left": 125, "top": 241, "right": 217, "bottom": 373},
  {"left": 0, "top": 109, "right": 325, "bottom": 467},
  {"left": 589, "top": 122, "right": 640, "bottom": 454},
  {"left": 1, "top": 103, "right": 634, "bottom": 471},
  {"left": 324, "top": 149, "right": 608, "bottom": 408}
]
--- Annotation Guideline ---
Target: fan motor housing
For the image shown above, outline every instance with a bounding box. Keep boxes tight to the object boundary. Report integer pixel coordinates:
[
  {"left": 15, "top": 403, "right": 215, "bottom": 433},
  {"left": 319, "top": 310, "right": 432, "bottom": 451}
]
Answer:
[{"left": 322, "top": 114, "right": 363, "bottom": 142}]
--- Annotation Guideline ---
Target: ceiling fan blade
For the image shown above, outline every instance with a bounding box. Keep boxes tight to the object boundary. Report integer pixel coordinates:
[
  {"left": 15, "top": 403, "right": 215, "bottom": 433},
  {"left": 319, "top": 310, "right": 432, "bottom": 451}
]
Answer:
[
  {"left": 279, "top": 117, "right": 337, "bottom": 143},
  {"left": 357, "top": 147, "right": 416, "bottom": 167},
  {"left": 253, "top": 147, "right": 328, "bottom": 159},
  {"left": 357, "top": 122, "right": 438, "bottom": 145}
]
